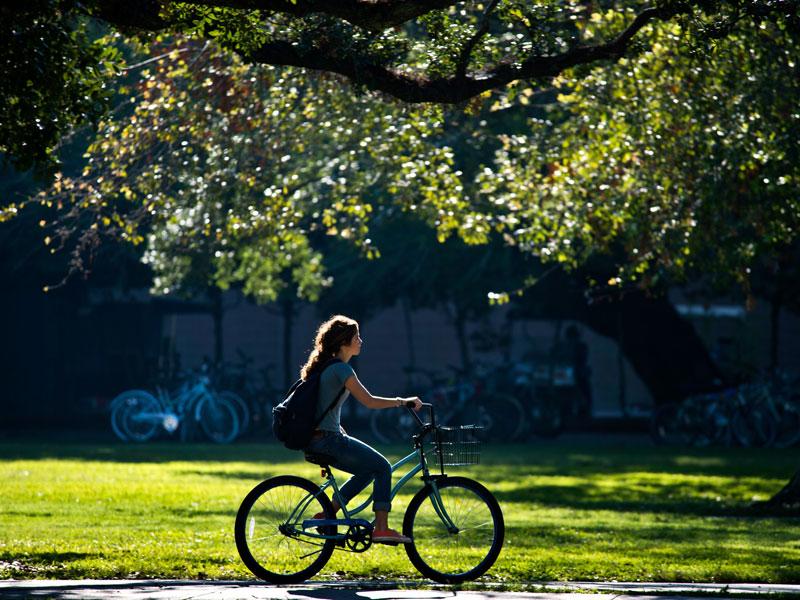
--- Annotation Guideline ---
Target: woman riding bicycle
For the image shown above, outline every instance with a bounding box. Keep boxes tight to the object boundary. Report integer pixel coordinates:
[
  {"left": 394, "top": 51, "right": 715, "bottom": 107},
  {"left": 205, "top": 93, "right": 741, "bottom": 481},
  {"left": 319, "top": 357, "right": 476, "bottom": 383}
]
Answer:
[{"left": 302, "top": 315, "right": 422, "bottom": 545}]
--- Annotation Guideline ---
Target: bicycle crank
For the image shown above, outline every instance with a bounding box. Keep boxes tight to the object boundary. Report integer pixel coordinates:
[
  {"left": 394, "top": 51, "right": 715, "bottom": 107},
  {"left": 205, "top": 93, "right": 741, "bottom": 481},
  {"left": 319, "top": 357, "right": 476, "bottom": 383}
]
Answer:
[{"left": 344, "top": 524, "right": 372, "bottom": 552}]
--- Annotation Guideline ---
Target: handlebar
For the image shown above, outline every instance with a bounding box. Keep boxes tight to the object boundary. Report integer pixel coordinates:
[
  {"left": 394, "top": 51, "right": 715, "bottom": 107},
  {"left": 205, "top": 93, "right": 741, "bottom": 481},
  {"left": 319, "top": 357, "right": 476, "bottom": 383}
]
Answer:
[{"left": 404, "top": 401, "right": 435, "bottom": 430}]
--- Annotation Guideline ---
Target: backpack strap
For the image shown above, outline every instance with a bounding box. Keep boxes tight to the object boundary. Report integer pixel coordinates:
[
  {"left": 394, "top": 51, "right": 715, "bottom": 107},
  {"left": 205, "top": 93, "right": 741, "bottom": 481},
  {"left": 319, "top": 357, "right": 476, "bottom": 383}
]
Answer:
[
  {"left": 312, "top": 385, "right": 347, "bottom": 428},
  {"left": 312, "top": 359, "right": 347, "bottom": 428}
]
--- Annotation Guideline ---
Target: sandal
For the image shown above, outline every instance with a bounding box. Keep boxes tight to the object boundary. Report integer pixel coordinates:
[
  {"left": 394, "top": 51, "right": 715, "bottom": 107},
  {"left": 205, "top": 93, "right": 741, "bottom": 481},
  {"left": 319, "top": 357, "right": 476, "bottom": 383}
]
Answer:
[{"left": 372, "top": 529, "right": 412, "bottom": 545}]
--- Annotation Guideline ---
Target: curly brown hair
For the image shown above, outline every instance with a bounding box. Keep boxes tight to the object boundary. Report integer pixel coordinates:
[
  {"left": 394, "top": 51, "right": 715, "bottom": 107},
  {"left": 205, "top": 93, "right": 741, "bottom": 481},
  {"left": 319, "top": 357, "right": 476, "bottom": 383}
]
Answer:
[{"left": 300, "top": 315, "right": 359, "bottom": 380}]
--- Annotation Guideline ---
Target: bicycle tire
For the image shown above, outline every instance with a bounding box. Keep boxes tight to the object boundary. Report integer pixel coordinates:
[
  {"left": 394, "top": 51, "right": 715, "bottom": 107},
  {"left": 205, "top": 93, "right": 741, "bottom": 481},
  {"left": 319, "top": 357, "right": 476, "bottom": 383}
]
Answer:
[
  {"left": 773, "top": 402, "right": 800, "bottom": 448},
  {"left": 197, "top": 395, "right": 240, "bottom": 443},
  {"left": 370, "top": 407, "right": 415, "bottom": 444},
  {"left": 528, "top": 392, "right": 565, "bottom": 438},
  {"left": 235, "top": 475, "right": 335, "bottom": 584},
  {"left": 109, "top": 394, "right": 133, "bottom": 442},
  {"left": 476, "top": 393, "right": 526, "bottom": 442},
  {"left": 650, "top": 403, "right": 690, "bottom": 446},
  {"left": 218, "top": 390, "right": 250, "bottom": 433},
  {"left": 403, "top": 476, "right": 504, "bottom": 583},
  {"left": 731, "top": 403, "right": 777, "bottom": 448},
  {"left": 693, "top": 398, "right": 733, "bottom": 448},
  {"left": 115, "top": 390, "right": 163, "bottom": 442}
]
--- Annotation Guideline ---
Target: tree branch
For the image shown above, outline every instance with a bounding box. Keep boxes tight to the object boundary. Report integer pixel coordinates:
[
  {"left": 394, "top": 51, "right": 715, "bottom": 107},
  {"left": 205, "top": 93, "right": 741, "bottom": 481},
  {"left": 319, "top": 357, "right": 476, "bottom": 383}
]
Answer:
[
  {"left": 455, "top": 0, "right": 500, "bottom": 79},
  {"left": 247, "top": 5, "right": 684, "bottom": 103},
  {"left": 91, "top": 0, "right": 798, "bottom": 104}
]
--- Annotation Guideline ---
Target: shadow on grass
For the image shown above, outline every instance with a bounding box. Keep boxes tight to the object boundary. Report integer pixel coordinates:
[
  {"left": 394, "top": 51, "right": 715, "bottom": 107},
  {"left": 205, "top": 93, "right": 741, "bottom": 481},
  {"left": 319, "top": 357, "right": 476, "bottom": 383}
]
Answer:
[
  {"left": 0, "top": 550, "right": 100, "bottom": 563},
  {"left": 507, "top": 519, "right": 798, "bottom": 558},
  {"left": 0, "top": 441, "right": 299, "bottom": 464},
  {"left": 491, "top": 485, "right": 757, "bottom": 517},
  {"left": 174, "top": 469, "right": 281, "bottom": 481}
]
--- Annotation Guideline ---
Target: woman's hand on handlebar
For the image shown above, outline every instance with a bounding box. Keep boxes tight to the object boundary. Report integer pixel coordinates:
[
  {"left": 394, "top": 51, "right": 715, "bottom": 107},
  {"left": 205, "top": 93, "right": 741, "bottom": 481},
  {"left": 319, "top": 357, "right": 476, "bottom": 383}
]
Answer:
[{"left": 400, "top": 397, "right": 423, "bottom": 411}]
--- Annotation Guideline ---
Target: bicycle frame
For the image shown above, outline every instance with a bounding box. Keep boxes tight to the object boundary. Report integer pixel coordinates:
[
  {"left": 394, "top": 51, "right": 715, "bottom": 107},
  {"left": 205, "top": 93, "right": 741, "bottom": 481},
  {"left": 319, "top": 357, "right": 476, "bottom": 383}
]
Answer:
[
  {"left": 298, "top": 405, "right": 459, "bottom": 542},
  {"left": 127, "top": 376, "right": 215, "bottom": 432}
]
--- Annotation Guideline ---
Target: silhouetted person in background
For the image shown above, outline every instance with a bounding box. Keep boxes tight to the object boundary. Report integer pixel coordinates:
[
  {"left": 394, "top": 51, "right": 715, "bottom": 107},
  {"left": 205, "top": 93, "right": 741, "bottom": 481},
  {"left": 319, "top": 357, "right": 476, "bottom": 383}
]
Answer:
[{"left": 563, "top": 325, "right": 592, "bottom": 418}]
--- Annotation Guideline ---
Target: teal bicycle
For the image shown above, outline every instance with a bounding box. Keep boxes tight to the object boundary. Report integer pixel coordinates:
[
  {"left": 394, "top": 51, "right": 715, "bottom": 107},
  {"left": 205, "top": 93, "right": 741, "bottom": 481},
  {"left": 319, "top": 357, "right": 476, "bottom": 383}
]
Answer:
[{"left": 234, "top": 403, "right": 504, "bottom": 583}]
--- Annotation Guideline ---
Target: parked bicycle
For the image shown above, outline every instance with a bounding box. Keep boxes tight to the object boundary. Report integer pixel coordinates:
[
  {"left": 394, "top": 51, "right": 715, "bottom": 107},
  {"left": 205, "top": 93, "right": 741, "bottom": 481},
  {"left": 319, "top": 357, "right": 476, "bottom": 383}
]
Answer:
[
  {"left": 650, "top": 371, "right": 800, "bottom": 448},
  {"left": 369, "top": 366, "right": 526, "bottom": 443},
  {"left": 235, "top": 403, "right": 504, "bottom": 583},
  {"left": 109, "top": 368, "right": 240, "bottom": 443},
  {"left": 732, "top": 375, "right": 800, "bottom": 448},
  {"left": 650, "top": 388, "right": 736, "bottom": 447},
  {"left": 210, "top": 351, "right": 269, "bottom": 435}
]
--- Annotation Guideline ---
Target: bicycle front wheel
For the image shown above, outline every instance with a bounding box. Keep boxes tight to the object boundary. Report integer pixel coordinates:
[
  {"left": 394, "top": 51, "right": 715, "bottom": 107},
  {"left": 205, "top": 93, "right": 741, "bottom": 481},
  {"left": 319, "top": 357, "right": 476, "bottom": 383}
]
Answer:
[
  {"left": 403, "top": 476, "right": 504, "bottom": 583},
  {"left": 235, "top": 475, "right": 335, "bottom": 584}
]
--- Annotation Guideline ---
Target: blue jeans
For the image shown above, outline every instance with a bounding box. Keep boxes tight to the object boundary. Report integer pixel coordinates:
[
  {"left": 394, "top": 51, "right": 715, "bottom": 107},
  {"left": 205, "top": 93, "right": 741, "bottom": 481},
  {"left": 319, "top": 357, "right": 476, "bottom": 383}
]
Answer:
[{"left": 306, "top": 432, "right": 392, "bottom": 512}]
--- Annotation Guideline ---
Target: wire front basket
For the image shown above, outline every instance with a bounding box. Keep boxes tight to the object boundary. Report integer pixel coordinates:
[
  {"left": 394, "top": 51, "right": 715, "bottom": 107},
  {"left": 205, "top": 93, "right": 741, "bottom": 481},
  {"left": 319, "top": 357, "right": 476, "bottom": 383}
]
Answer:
[{"left": 429, "top": 425, "right": 482, "bottom": 467}]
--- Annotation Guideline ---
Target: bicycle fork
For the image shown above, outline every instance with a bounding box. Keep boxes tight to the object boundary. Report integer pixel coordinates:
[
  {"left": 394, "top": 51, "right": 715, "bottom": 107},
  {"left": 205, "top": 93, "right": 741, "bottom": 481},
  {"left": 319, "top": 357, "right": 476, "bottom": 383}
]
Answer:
[{"left": 426, "top": 478, "right": 459, "bottom": 535}]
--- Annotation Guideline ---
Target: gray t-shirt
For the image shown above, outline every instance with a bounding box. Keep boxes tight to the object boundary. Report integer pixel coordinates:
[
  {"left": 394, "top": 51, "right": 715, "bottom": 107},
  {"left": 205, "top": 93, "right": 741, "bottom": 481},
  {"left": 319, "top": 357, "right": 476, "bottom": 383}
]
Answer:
[{"left": 315, "top": 361, "right": 356, "bottom": 432}]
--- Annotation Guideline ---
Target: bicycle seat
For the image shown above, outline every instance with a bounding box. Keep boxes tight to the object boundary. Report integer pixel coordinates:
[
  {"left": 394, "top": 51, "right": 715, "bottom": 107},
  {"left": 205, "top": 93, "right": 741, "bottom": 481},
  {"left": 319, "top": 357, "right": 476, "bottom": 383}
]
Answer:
[{"left": 304, "top": 452, "right": 335, "bottom": 467}]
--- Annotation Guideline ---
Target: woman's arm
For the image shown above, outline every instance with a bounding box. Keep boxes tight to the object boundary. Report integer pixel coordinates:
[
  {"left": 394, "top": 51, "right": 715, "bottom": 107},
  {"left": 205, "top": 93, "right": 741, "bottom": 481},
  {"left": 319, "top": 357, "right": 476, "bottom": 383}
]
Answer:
[{"left": 344, "top": 374, "right": 422, "bottom": 411}]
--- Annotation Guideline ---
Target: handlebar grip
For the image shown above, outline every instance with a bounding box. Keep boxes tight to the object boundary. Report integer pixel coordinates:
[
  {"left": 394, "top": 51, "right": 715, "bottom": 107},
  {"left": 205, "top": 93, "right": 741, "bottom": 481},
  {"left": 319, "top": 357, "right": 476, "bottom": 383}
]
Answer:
[{"left": 403, "top": 400, "right": 417, "bottom": 408}]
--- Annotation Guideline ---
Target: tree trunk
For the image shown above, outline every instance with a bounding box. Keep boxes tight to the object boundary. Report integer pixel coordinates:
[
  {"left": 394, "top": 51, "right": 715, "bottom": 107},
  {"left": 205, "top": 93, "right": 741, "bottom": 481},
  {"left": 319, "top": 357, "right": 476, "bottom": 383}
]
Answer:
[
  {"left": 209, "top": 286, "right": 224, "bottom": 366},
  {"left": 770, "top": 295, "right": 782, "bottom": 369},
  {"left": 448, "top": 303, "right": 472, "bottom": 373},
  {"left": 751, "top": 468, "right": 800, "bottom": 513},
  {"left": 402, "top": 297, "right": 416, "bottom": 372},
  {"left": 513, "top": 270, "right": 722, "bottom": 404},
  {"left": 281, "top": 297, "right": 295, "bottom": 389},
  {"left": 616, "top": 307, "right": 627, "bottom": 415}
]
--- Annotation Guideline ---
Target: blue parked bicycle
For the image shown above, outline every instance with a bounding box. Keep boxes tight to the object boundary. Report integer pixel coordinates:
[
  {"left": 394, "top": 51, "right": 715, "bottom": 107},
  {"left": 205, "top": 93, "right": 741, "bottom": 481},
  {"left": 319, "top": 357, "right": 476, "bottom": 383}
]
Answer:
[{"left": 234, "top": 403, "right": 504, "bottom": 583}]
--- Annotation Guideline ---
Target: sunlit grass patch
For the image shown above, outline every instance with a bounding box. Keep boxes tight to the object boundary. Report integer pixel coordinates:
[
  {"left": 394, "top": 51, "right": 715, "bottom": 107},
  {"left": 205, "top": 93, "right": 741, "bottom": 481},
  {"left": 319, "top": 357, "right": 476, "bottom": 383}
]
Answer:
[{"left": 0, "top": 438, "right": 798, "bottom": 582}]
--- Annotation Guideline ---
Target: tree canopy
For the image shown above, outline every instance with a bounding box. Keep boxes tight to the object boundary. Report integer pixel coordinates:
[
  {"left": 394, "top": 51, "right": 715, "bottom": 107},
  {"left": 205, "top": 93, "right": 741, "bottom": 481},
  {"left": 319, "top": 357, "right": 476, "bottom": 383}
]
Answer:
[
  {"left": 16, "top": 36, "right": 466, "bottom": 300},
  {"left": 2, "top": 1, "right": 799, "bottom": 307},
  {"left": 2, "top": 0, "right": 798, "bottom": 177},
  {"left": 474, "top": 14, "right": 800, "bottom": 291}
]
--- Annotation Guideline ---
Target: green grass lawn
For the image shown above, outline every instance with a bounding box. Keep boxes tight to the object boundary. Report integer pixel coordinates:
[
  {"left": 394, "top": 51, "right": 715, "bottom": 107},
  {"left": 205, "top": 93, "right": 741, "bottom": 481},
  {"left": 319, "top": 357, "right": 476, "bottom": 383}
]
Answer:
[{"left": 1, "top": 436, "right": 798, "bottom": 583}]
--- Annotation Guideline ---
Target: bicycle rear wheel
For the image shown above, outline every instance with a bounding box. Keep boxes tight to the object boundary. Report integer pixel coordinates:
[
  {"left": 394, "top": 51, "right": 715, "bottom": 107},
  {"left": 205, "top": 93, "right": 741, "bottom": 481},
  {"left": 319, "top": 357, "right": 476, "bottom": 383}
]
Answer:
[
  {"left": 197, "top": 395, "right": 240, "bottom": 443},
  {"left": 235, "top": 475, "right": 335, "bottom": 584},
  {"left": 474, "top": 393, "right": 526, "bottom": 442},
  {"left": 115, "top": 390, "right": 163, "bottom": 442},
  {"left": 403, "top": 476, "right": 504, "bottom": 583}
]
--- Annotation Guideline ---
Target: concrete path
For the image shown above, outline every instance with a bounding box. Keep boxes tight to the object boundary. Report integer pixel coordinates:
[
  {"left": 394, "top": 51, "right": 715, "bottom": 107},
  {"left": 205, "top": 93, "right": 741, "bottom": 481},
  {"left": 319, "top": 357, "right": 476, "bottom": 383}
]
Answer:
[{"left": 1, "top": 581, "right": 799, "bottom": 600}]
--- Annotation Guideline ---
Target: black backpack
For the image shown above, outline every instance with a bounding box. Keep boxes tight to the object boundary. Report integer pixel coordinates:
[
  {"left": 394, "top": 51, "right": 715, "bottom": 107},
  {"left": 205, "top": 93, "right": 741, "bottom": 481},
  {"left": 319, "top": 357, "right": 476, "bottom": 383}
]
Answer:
[{"left": 272, "top": 359, "right": 346, "bottom": 450}]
